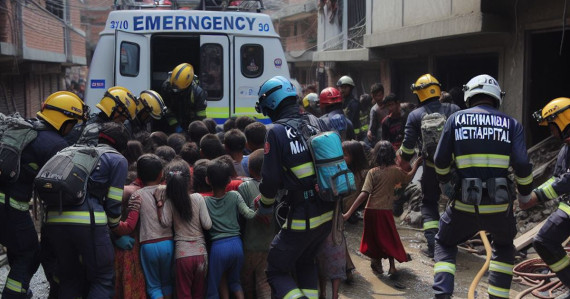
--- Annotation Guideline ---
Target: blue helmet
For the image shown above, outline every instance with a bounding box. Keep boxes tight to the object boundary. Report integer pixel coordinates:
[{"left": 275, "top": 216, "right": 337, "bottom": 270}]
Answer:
[{"left": 255, "top": 76, "right": 297, "bottom": 116}]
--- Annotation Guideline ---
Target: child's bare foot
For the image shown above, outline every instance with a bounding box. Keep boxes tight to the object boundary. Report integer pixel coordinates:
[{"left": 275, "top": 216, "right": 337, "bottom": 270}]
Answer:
[{"left": 388, "top": 268, "right": 399, "bottom": 280}]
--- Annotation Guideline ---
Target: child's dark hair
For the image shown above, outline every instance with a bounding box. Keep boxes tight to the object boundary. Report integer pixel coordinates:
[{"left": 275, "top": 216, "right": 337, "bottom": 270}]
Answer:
[
  {"left": 342, "top": 140, "right": 369, "bottom": 172},
  {"left": 206, "top": 159, "right": 232, "bottom": 190},
  {"left": 199, "top": 134, "right": 226, "bottom": 160},
  {"left": 179, "top": 142, "right": 200, "bottom": 166},
  {"left": 137, "top": 154, "right": 163, "bottom": 185},
  {"left": 164, "top": 159, "right": 193, "bottom": 222},
  {"left": 244, "top": 122, "right": 267, "bottom": 150},
  {"left": 155, "top": 145, "right": 176, "bottom": 163},
  {"left": 125, "top": 140, "right": 144, "bottom": 165},
  {"left": 167, "top": 133, "right": 187, "bottom": 154},
  {"left": 192, "top": 159, "right": 211, "bottom": 193},
  {"left": 213, "top": 155, "right": 238, "bottom": 178},
  {"left": 224, "top": 129, "right": 246, "bottom": 154},
  {"left": 150, "top": 131, "right": 168, "bottom": 150},
  {"left": 188, "top": 121, "right": 210, "bottom": 143},
  {"left": 248, "top": 148, "right": 264, "bottom": 178},
  {"left": 203, "top": 118, "right": 218, "bottom": 134},
  {"left": 373, "top": 140, "right": 396, "bottom": 167},
  {"left": 133, "top": 130, "right": 153, "bottom": 153},
  {"left": 235, "top": 116, "right": 256, "bottom": 132},
  {"left": 223, "top": 117, "right": 237, "bottom": 132}
]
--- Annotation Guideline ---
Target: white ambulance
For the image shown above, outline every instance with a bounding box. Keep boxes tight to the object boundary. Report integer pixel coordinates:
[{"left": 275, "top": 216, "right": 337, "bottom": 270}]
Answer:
[{"left": 84, "top": 8, "right": 290, "bottom": 124}]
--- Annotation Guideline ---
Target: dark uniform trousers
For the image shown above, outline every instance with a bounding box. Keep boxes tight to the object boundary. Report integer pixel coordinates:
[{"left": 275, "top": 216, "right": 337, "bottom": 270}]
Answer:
[
  {"left": 43, "top": 224, "right": 115, "bottom": 298},
  {"left": 421, "top": 162, "right": 442, "bottom": 251},
  {"left": 0, "top": 201, "right": 39, "bottom": 298},
  {"left": 534, "top": 203, "right": 570, "bottom": 287},
  {"left": 266, "top": 197, "right": 333, "bottom": 299},
  {"left": 433, "top": 198, "right": 516, "bottom": 299}
]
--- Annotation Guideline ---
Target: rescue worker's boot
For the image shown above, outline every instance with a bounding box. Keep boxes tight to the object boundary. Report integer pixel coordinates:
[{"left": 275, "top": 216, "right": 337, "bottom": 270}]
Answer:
[
  {"left": 422, "top": 232, "right": 436, "bottom": 258},
  {"left": 434, "top": 294, "right": 451, "bottom": 299}
]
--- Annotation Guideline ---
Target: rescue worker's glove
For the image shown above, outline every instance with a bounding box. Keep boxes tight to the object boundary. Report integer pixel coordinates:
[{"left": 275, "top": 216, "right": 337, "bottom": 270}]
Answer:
[{"left": 114, "top": 235, "right": 135, "bottom": 250}]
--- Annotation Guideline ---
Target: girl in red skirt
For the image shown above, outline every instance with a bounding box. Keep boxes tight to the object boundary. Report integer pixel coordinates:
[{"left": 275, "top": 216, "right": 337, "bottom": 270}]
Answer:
[{"left": 343, "top": 141, "right": 421, "bottom": 277}]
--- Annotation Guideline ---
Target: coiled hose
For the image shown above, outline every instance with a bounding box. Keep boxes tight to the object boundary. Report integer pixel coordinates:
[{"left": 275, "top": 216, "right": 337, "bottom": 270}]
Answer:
[
  {"left": 468, "top": 231, "right": 492, "bottom": 299},
  {"left": 513, "top": 247, "right": 570, "bottom": 299}
]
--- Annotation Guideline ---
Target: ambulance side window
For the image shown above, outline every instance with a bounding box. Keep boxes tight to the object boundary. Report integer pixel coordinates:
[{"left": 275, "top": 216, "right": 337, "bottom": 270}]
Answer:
[
  {"left": 119, "top": 42, "right": 140, "bottom": 77},
  {"left": 241, "top": 44, "right": 263, "bottom": 78},
  {"left": 200, "top": 44, "right": 223, "bottom": 101}
]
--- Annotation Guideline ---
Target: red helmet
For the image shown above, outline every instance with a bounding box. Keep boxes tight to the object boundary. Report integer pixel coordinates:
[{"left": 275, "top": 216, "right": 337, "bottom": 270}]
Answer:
[{"left": 319, "top": 87, "right": 342, "bottom": 108}]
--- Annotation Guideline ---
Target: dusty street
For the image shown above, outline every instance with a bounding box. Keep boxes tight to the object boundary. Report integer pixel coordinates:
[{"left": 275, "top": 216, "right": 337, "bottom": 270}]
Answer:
[
  {"left": 0, "top": 217, "right": 533, "bottom": 299},
  {"left": 337, "top": 219, "right": 527, "bottom": 299}
]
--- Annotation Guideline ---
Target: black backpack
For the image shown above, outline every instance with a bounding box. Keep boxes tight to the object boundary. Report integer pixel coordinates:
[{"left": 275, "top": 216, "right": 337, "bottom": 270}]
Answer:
[
  {"left": 34, "top": 144, "right": 119, "bottom": 210},
  {"left": 0, "top": 113, "right": 45, "bottom": 183}
]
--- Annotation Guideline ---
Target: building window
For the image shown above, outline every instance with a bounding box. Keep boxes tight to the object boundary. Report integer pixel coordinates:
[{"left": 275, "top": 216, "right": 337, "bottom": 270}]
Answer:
[
  {"left": 46, "top": 0, "right": 64, "bottom": 19},
  {"left": 119, "top": 42, "right": 140, "bottom": 77},
  {"left": 241, "top": 44, "right": 263, "bottom": 78},
  {"left": 200, "top": 43, "right": 223, "bottom": 101}
]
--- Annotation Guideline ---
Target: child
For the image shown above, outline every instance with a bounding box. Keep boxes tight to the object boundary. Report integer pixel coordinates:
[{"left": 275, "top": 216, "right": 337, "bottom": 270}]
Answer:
[
  {"left": 136, "top": 157, "right": 175, "bottom": 299},
  {"left": 163, "top": 159, "right": 212, "bottom": 299},
  {"left": 237, "top": 149, "right": 274, "bottom": 299},
  {"left": 192, "top": 159, "right": 213, "bottom": 196},
  {"left": 204, "top": 159, "right": 258, "bottom": 299},
  {"left": 113, "top": 154, "right": 164, "bottom": 299},
  {"left": 343, "top": 141, "right": 421, "bottom": 278}
]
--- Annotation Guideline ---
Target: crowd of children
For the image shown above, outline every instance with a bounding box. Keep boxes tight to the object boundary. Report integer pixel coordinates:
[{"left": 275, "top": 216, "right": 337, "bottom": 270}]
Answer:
[{"left": 106, "top": 104, "right": 422, "bottom": 299}]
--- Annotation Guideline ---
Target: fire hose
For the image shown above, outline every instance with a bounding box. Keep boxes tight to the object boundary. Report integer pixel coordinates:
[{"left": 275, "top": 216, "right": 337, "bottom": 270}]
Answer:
[
  {"left": 468, "top": 231, "right": 492, "bottom": 299},
  {"left": 512, "top": 247, "right": 570, "bottom": 299}
]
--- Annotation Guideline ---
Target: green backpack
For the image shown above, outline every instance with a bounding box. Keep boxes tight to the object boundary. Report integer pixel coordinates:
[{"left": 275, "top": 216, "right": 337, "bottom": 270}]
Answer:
[{"left": 0, "top": 113, "right": 44, "bottom": 182}]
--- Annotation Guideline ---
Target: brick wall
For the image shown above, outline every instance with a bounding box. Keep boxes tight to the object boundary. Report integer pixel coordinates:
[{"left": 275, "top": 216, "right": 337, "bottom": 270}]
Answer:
[{"left": 23, "top": 5, "right": 65, "bottom": 54}]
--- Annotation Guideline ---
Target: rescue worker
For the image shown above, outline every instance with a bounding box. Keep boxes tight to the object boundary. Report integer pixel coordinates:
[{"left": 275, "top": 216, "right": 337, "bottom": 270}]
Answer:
[
  {"left": 398, "top": 74, "right": 460, "bottom": 258},
  {"left": 337, "top": 75, "right": 362, "bottom": 139},
  {"left": 432, "top": 74, "right": 533, "bottom": 299},
  {"left": 43, "top": 122, "right": 129, "bottom": 298},
  {"left": 522, "top": 97, "right": 570, "bottom": 288},
  {"left": 65, "top": 86, "right": 137, "bottom": 145},
  {"left": 0, "top": 91, "right": 86, "bottom": 298},
  {"left": 301, "top": 92, "right": 321, "bottom": 117},
  {"left": 130, "top": 89, "right": 167, "bottom": 134},
  {"left": 160, "top": 62, "right": 208, "bottom": 134},
  {"left": 255, "top": 76, "right": 334, "bottom": 299},
  {"left": 319, "top": 87, "right": 356, "bottom": 141}
]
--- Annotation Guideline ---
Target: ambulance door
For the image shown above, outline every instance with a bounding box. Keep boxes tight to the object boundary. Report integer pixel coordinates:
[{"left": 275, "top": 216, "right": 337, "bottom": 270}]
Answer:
[
  {"left": 115, "top": 31, "right": 150, "bottom": 96},
  {"left": 234, "top": 37, "right": 289, "bottom": 122},
  {"left": 200, "top": 35, "right": 230, "bottom": 124}
]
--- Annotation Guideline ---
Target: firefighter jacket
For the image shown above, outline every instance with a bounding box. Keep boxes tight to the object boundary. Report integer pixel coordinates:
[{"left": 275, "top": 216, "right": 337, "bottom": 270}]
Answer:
[
  {"left": 0, "top": 122, "right": 67, "bottom": 209},
  {"left": 399, "top": 99, "right": 460, "bottom": 162},
  {"left": 535, "top": 144, "right": 570, "bottom": 202},
  {"left": 46, "top": 147, "right": 128, "bottom": 228},
  {"left": 161, "top": 80, "right": 208, "bottom": 132},
  {"left": 343, "top": 95, "right": 361, "bottom": 136},
  {"left": 434, "top": 104, "right": 534, "bottom": 197}
]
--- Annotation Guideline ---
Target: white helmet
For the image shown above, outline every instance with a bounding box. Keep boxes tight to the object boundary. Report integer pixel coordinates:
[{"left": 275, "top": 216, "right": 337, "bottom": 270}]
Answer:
[
  {"left": 463, "top": 74, "right": 505, "bottom": 107},
  {"left": 336, "top": 75, "right": 355, "bottom": 87}
]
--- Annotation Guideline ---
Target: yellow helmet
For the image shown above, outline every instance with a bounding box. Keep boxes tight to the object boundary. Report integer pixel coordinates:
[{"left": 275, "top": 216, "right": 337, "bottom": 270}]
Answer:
[
  {"left": 37, "top": 91, "right": 87, "bottom": 131},
  {"left": 533, "top": 97, "right": 570, "bottom": 139},
  {"left": 410, "top": 74, "right": 442, "bottom": 102},
  {"left": 96, "top": 86, "right": 137, "bottom": 121},
  {"left": 169, "top": 63, "right": 194, "bottom": 91},
  {"left": 138, "top": 90, "right": 167, "bottom": 120}
]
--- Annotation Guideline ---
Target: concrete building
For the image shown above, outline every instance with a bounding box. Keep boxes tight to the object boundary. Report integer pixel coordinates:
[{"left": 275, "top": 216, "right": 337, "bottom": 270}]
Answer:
[
  {"left": 314, "top": 0, "right": 570, "bottom": 146},
  {"left": 271, "top": 0, "right": 318, "bottom": 91},
  {"left": 0, "top": 0, "right": 87, "bottom": 117}
]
